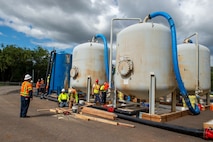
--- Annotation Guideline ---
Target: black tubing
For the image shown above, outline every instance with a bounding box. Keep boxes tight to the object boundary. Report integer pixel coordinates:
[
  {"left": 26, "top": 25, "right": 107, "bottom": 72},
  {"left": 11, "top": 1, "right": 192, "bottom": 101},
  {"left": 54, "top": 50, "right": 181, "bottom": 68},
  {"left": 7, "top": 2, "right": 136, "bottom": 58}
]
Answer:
[
  {"left": 91, "top": 105, "right": 204, "bottom": 139},
  {"left": 91, "top": 105, "right": 148, "bottom": 115},
  {"left": 43, "top": 94, "right": 58, "bottom": 102},
  {"left": 117, "top": 113, "right": 203, "bottom": 138}
]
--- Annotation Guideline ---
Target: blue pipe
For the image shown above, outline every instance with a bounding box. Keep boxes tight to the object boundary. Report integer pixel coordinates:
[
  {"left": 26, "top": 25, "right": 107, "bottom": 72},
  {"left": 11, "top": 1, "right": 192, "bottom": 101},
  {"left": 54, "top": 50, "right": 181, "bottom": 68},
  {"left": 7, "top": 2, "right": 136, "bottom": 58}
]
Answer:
[
  {"left": 95, "top": 34, "right": 109, "bottom": 82},
  {"left": 148, "top": 11, "right": 200, "bottom": 115}
]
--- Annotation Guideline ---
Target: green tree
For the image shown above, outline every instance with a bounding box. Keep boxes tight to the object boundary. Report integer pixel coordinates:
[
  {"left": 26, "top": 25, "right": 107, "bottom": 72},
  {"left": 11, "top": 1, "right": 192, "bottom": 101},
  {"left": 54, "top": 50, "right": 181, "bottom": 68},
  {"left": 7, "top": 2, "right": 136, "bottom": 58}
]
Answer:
[
  {"left": 32, "top": 46, "right": 49, "bottom": 81},
  {"left": 0, "top": 44, "right": 49, "bottom": 82}
]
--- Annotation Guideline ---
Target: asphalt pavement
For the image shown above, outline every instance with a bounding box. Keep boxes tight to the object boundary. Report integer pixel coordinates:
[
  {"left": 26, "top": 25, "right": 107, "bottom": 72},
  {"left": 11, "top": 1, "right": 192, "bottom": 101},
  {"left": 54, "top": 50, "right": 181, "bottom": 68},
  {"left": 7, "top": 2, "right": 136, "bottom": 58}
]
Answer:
[{"left": 0, "top": 86, "right": 212, "bottom": 142}]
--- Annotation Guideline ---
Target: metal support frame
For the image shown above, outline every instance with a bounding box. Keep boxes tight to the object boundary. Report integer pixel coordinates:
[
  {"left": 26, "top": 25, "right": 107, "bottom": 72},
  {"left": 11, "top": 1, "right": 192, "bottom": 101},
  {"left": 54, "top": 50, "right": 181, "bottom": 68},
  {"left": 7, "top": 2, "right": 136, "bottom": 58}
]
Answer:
[
  {"left": 109, "top": 18, "right": 142, "bottom": 108},
  {"left": 171, "top": 90, "right": 176, "bottom": 112},
  {"left": 184, "top": 33, "right": 201, "bottom": 95}
]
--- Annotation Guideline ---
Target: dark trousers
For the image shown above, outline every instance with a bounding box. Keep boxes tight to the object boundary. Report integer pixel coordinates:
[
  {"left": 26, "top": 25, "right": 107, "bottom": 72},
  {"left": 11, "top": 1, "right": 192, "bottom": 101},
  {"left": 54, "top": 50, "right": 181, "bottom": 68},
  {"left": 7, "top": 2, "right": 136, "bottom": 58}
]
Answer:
[
  {"left": 94, "top": 93, "right": 101, "bottom": 103},
  {"left": 101, "top": 92, "right": 106, "bottom": 104},
  {"left": 36, "top": 88, "right": 39, "bottom": 96},
  {"left": 20, "top": 96, "right": 30, "bottom": 117}
]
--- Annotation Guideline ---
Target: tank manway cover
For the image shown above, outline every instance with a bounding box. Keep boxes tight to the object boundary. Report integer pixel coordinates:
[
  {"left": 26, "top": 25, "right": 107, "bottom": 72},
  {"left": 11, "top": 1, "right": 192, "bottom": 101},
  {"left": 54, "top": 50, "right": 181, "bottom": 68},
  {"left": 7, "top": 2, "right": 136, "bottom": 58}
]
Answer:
[
  {"left": 118, "top": 60, "right": 132, "bottom": 76},
  {"left": 70, "top": 67, "right": 78, "bottom": 78}
]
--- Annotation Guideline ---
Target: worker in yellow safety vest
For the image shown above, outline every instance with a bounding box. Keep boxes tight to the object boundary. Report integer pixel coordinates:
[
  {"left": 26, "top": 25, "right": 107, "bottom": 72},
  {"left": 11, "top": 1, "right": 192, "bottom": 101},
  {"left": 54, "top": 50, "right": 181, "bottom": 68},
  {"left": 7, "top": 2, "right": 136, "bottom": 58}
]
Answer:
[
  {"left": 20, "top": 74, "right": 33, "bottom": 118},
  {"left": 92, "top": 79, "right": 101, "bottom": 104},
  {"left": 68, "top": 87, "right": 78, "bottom": 109},
  {"left": 58, "top": 88, "right": 69, "bottom": 107}
]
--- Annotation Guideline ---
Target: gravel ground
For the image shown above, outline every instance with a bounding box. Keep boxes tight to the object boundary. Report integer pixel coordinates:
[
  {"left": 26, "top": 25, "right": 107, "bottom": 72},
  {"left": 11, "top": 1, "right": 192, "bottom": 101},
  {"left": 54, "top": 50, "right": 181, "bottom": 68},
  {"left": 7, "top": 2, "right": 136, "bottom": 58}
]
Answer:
[{"left": 0, "top": 86, "right": 212, "bottom": 142}]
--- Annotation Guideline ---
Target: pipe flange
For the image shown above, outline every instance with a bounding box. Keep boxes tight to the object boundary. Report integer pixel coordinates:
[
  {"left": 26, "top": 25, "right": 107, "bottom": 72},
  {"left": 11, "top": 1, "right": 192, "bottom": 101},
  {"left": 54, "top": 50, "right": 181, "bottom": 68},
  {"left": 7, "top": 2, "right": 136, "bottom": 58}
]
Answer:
[
  {"left": 118, "top": 60, "right": 132, "bottom": 76},
  {"left": 70, "top": 66, "right": 78, "bottom": 78}
]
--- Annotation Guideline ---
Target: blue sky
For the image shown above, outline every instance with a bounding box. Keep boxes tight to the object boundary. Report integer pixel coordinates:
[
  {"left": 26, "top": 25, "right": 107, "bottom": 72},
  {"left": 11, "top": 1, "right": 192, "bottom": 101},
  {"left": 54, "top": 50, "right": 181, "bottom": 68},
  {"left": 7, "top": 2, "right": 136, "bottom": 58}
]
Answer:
[
  {"left": 0, "top": 25, "right": 73, "bottom": 53},
  {"left": 0, "top": 0, "right": 213, "bottom": 57},
  {"left": 0, "top": 26, "right": 38, "bottom": 48}
]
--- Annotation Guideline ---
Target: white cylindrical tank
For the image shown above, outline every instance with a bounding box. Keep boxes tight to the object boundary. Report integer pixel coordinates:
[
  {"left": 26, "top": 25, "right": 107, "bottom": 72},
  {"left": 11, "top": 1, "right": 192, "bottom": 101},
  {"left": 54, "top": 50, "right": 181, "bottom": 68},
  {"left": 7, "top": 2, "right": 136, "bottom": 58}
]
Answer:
[
  {"left": 178, "top": 43, "right": 210, "bottom": 94},
  {"left": 115, "top": 23, "right": 177, "bottom": 99},
  {"left": 70, "top": 42, "right": 106, "bottom": 92}
]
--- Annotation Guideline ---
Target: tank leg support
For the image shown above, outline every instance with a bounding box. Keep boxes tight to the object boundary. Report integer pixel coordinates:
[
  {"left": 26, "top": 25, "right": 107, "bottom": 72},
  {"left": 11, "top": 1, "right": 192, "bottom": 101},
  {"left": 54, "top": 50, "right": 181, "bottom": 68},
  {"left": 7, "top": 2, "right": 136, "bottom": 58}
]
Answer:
[
  {"left": 87, "top": 76, "right": 91, "bottom": 102},
  {"left": 149, "top": 72, "right": 156, "bottom": 115}
]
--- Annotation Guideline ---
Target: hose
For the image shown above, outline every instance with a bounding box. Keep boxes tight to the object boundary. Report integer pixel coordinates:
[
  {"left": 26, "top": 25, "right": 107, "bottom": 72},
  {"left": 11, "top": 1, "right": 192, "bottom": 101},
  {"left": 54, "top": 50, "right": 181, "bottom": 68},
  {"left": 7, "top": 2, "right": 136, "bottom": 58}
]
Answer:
[
  {"left": 148, "top": 11, "right": 200, "bottom": 115},
  {"left": 90, "top": 105, "right": 213, "bottom": 140},
  {"left": 43, "top": 93, "right": 58, "bottom": 102},
  {"left": 95, "top": 34, "right": 109, "bottom": 82},
  {"left": 117, "top": 113, "right": 203, "bottom": 138}
]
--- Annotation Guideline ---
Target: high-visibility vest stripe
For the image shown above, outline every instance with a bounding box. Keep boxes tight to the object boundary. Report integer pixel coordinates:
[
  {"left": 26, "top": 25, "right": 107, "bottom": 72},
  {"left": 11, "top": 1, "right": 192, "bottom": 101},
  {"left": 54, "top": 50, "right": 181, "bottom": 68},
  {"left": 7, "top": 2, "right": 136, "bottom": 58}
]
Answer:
[{"left": 20, "top": 81, "right": 32, "bottom": 97}]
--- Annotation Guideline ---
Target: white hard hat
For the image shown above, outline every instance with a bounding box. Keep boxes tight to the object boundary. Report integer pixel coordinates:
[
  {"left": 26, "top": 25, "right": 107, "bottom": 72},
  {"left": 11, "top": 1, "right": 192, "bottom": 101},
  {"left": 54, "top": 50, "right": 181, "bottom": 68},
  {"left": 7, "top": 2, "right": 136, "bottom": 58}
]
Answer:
[
  {"left": 24, "top": 74, "right": 32, "bottom": 80},
  {"left": 61, "top": 88, "right": 65, "bottom": 92}
]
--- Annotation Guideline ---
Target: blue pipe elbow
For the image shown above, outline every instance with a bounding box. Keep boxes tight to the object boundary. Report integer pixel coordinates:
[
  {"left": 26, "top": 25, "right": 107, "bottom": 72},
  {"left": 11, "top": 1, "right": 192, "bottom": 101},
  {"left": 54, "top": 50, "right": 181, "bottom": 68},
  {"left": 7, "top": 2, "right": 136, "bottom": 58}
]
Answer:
[
  {"left": 149, "top": 11, "right": 200, "bottom": 115},
  {"left": 95, "top": 34, "right": 109, "bottom": 82}
]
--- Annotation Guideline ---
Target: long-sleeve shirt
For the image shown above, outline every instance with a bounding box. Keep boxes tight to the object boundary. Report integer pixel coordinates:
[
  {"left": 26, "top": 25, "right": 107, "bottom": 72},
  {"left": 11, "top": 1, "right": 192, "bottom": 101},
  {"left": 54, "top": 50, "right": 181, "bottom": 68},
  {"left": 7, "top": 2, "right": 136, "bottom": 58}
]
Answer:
[{"left": 58, "top": 93, "right": 69, "bottom": 103}]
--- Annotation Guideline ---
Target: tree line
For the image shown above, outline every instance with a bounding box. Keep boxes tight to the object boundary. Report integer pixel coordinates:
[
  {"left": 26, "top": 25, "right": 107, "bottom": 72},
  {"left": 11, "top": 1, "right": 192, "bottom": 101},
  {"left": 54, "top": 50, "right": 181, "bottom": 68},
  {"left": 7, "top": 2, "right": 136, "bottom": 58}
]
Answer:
[{"left": 0, "top": 44, "right": 49, "bottom": 82}]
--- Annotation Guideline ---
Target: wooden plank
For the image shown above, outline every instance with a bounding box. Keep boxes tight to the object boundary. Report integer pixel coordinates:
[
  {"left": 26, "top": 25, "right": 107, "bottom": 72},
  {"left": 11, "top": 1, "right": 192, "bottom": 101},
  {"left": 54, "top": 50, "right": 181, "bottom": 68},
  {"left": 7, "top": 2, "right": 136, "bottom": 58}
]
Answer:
[
  {"left": 181, "top": 110, "right": 189, "bottom": 116},
  {"left": 50, "top": 109, "right": 57, "bottom": 113},
  {"left": 203, "top": 119, "right": 213, "bottom": 129},
  {"left": 149, "top": 114, "right": 162, "bottom": 122},
  {"left": 81, "top": 107, "right": 117, "bottom": 120},
  {"left": 37, "top": 108, "right": 52, "bottom": 112},
  {"left": 74, "top": 114, "right": 90, "bottom": 121},
  {"left": 141, "top": 113, "right": 151, "bottom": 120},
  {"left": 76, "top": 114, "right": 118, "bottom": 126},
  {"left": 55, "top": 108, "right": 65, "bottom": 113},
  {"left": 75, "top": 114, "right": 135, "bottom": 128},
  {"left": 117, "top": 122, "right": 135, "bottom": 128},
  {"left": 84, "top": 102, "right": 95, "bottom": 106},
  {"left": 166, "top": 111, "right": 182, "bottom": 121},
  {"left": 37, "top": 108, "right": 71, "bottom": 114}
]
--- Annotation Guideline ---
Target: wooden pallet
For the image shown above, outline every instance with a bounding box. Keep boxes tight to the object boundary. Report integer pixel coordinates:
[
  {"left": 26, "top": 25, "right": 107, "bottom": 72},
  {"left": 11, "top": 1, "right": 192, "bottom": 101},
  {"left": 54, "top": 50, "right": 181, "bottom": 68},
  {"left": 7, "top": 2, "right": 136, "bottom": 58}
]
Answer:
[
  {"left": 140, "top": 105, "right": 211, "bottom": 122},
  {"left": 140, "top": 109, "right": 189, "bottom": 122}
]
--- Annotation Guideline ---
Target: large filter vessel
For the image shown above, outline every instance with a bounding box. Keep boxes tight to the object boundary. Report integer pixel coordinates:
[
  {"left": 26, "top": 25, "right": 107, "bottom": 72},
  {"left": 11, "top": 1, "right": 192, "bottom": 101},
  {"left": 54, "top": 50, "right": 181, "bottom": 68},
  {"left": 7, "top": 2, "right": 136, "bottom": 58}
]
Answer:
[
  {"left": 49, "top": 52, "right": 72, "bottom": 94},
  {"left": 70, "top": 42, "right": 106, "bottom": 93},
  {"left": 115, "top": 22, "right": 177, "bottom": 99},
  {"left": 177, "top": 43, "right": 210, "bottom": 94}
]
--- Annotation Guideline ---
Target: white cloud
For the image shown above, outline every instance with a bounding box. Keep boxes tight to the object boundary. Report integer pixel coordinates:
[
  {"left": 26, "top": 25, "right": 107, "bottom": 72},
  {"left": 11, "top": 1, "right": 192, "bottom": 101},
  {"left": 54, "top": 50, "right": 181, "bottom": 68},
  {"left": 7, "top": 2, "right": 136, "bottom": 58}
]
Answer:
[
  {"left": 0, "top": 0, "right": 212, "bottom": 53},
  {"left": 31, "top": 40, "right": 76, "bottom": 49}
]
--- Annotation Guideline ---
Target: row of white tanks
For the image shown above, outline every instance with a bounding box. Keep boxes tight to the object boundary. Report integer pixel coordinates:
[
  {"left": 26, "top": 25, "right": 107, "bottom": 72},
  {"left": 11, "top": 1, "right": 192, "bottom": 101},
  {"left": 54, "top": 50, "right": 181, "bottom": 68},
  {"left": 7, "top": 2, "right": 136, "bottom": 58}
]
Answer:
[{"left": 70, "top": 22, "right": 210, "bottom": 99}]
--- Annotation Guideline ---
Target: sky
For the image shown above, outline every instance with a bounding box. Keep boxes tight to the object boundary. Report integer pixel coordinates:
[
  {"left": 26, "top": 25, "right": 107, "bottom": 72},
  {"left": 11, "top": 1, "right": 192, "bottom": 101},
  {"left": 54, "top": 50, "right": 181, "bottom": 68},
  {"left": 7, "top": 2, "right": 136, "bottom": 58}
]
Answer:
[{"left": 0, "top": 0, "right": 213, "bottom": 62}]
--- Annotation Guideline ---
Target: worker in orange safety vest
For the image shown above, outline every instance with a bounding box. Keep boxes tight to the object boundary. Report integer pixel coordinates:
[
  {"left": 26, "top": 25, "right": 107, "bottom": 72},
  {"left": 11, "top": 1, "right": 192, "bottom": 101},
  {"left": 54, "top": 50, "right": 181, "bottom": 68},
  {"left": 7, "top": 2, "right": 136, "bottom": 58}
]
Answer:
[
  {"left": 20, "top": 74, "right": 33, "bottom": 118},
  {"left": 35, "top": 79, "right": 40, "bottom": 96}
]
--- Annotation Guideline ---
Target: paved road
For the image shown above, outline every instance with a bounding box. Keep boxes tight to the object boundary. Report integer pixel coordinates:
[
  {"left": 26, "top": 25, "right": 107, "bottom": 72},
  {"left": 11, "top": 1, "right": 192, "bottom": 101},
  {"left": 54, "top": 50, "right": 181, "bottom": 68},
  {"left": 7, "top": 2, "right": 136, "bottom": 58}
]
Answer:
[{"left": 0, "top": 86, "right": 212, "bottom": 142}]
